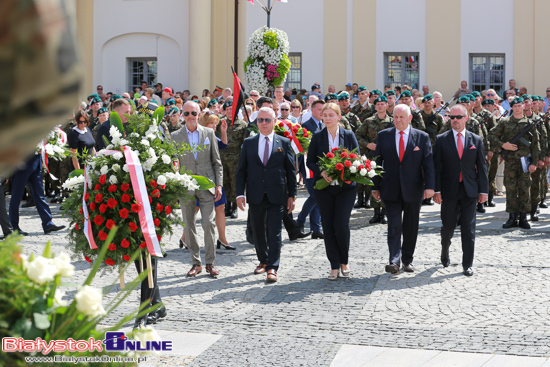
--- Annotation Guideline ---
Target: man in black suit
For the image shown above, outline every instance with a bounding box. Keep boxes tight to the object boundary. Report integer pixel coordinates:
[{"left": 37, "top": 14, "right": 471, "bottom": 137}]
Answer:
[
  {"left": 433, "top": 104, "right": 488, "bottom": 276},
  {"left": 236, "top": 107, "right": 297, "bottom": 283},
  {"left": 372, "top": 104, "right": 435, "bottom": 274}
]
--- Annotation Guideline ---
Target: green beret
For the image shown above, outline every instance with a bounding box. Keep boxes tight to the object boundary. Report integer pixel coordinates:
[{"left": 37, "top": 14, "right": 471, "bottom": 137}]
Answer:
[
  {"left": 357, "top": 86, "right": 369, "bottom": 93},
  {"left": 91, "top": 96, "right": 102, "bottom": 104},
  {"left": 207, "top": 99, "right": 218, "bottom": 108},
  {"left": 110, "top": 94, "right": 123, "bottom": 102},
  {"left": 471, "top": 91, "right": 481, "bottom": 98},
  {"left": 422, "top": 94, "right": 433, "bottom": 103},
  {"left": 510, "top": 97, "right": 524, "bottom": 107},
  {"left": 374, "top": 96, "right": 388, "bottom": 104},
  {"left": 325, "top": 93, "right": 338, "bottom": 102},
  {"left": 165, "top": 98, "right": 176, "bottom": 106},
  {"left": 168, "top": 107, "right": 180, "bottom": 115},
  {"left": 481, "top": 99, "right": 495, "bottom": 106},
  {"left": 466, "top": 94, "right": 475, "bottom": 102},
  {"left": 457, "top": 96, "right": 470, "bottom": 104},
  {"left": 531, "top": 95, "right": 539, "bottom": 101},
  {"left": 399, "top": 90, "right": 412, "bottom": 99},
  {"left": 384, "top": 90, "right": 396, "bottom": 97},
  {"left": 521, "top": 94, "right": 531, "bottom": 101},
  {"left": 337, "top": 92, "right": 350, "bottom": 100},
  {"left": 98, "top": 107, "right": 109, "bottom": 114},
  {"left": 88, "top": 93, "right": 99, "bottom": 100},
  {"left": 223, "top": 100, "right": 232, "bottom": 109}
]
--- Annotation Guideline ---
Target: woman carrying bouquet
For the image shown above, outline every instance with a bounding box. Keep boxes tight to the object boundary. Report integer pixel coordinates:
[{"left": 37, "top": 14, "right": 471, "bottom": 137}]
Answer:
[{"left": 307, "top": 103, "right": 359, "bottom": 280}]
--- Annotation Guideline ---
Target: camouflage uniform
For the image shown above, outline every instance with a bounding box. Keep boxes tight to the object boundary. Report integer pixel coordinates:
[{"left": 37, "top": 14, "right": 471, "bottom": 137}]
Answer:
[
  {"left": 489, "top": 116, "right": 540, "bottom": 214},
  {"left": 410, "top": 108, "right": 426, "bottom": 131},
  {"left": 351, "top": 101, "right": 375, "bottom": 124},
  {"left": 340, "top": 108, "right": 361, "bottom": 132},
  {"left": 219, "top": 118, "right": 247, "bottom": 202},
  {"left": 167, "top": 121, "right": 182, "bottom": 134},
  {"left": 338, "top": 117, "right": 352, "bottom": 131},
  {"left": 527, "top": 112, "right": 547, "bottom": 216},
  {"left": 87, "top": 111, "right": 100, "bottom": 140},
  {"left": 541, "top": 115, "right": 550, "bottom": 203},
  {"left": 477, "top": 110, "right": 499, "bottom": 195},
  {"left": 420, "top": 110, "right": 444, "bottom": 145}
]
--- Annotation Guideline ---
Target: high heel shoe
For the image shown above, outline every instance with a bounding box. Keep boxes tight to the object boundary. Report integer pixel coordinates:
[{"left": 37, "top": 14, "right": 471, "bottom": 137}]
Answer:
[
  {"left": 179, "top": 238, "right": 188, "bottom": 249},
  {"left": 217, "top": 239, "right": 236, "bottom": 250}
]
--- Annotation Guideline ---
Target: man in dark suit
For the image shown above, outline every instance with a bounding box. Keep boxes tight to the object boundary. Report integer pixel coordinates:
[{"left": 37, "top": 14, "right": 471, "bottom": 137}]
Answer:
[
  {"left": 433, "top": 105, "right": 488, "bottom": 276},
  {"left": 95, "top": 99, "right": 132, "bottom": 150},
  {"left": 236, "top": 107, "right": 297, "bottom": 283},
  {"left": 372, "top": 104, "right": 435, "bottom": 274}
]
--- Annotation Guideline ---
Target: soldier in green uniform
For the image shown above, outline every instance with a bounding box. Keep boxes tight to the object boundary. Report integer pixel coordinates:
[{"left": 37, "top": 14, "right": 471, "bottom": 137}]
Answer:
[
  {"left": 480, "top": 99, "right": 499, "bottom": 207},
  {"left": 398, "top": 91, "right": 425, "bottom": 131},
  {"left": 167, "top": 107, "right": 182, "bottom": 134},
  {"left": 91, "top": 107, "right": 110, "bottom": 141},
  {"left": 369, "top": 89, "right": 382, "bottom": 105},
  {"left": 440, "top": 97, "right": 485, "bottom": 144},
  {"left": 87, "top": 96, "right": 103, "bottom": 134},
  {"left": 419, "top": 94, "right": 444, "bottom": 145},
  {"left": 220, "top": 100, "right": 247, "bottom": 219},
  {"left": 385, "top": 90, "right": 397, "bottom": 116},
  {"left": 533, "top": 96, "right": 550, "bottom": 208},
  {"left": 521, "top": 95, "right": 547, "bottom": 221},
  {"left": 351, "top": 86, "right": 375, "bottom": 123},
  {"left": 337, "top": 92, "right": 360, "bottom": 132},
  {"left": 489, "top": 97, "right": 542, "bottom": 229},
  {"left": 356, "top": 96, "right": 394, "bottom": 223}
]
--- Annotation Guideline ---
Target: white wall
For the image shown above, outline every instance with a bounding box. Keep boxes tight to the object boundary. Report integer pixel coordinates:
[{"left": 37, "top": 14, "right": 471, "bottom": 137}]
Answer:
[
  {"left": 376, "top": 0, "right": 427, "bottom": 90},
  {"left": 93, "top": 0, "right": 189, "bottom": 93},
  {"left": 245, "top": 0, "right": 324, "bottom": 91},
  {"left": 461, "top": 0, "right": 514, "bottom": 88}
]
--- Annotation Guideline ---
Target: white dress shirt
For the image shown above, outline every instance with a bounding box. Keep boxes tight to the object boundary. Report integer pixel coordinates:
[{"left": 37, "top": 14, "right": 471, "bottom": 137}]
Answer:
[
  {"left": 258, "top": 132, "right": 275, "bottom": 163},
  {"left": 185, "top": 125, "right": 199, "bottom": 160},
  {"left": 395, "top": 125, "right": 411, "bottom": 155},
  {"left": 327, "top": 129, "right": 340, "bottom": 186}
]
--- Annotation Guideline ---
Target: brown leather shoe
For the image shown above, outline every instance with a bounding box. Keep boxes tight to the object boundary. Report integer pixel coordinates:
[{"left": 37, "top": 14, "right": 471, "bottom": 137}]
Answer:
[
  {"left": 206, "top": 264, "right": 219, "bottom": 278},
  {"left": 254, "top": 263, "right": 266, "bottom": 275},
  {"left": 403, "top": 263, "right": 415, "bottom": 272},
  {"left": 187, "top": 264, "right": 202, "bottom": 277},
  {"left": 266, "top": 269, "right": 277, "bottom": 283}
]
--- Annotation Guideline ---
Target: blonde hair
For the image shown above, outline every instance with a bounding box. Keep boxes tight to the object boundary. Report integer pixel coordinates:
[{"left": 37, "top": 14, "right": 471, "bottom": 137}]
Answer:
[
  {"left": 199, "top": 111, "right": 219, "bottom": 127},
  {"left": 322, "top": 102, "right": 341, "bottom": 115}
]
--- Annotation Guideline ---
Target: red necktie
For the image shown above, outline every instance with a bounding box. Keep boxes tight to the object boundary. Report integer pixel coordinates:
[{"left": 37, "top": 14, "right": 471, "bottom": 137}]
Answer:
[
  {"left": 399, "top": 131, "right": 405, "bottom": 162},
  {"left": 457, "top": 132, "right": 463, "bottom": 181}
]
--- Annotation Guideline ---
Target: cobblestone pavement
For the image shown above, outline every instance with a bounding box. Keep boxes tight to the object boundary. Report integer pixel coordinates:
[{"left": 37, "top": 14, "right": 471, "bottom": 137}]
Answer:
[{"left": 12, "top": 190, "right": 550, "bottom": 366}]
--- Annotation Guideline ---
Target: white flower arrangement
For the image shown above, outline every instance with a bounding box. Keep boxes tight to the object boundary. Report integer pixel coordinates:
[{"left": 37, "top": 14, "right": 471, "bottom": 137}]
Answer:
[{"left": 37, "top": 126, "right": 68, "bottom": 161}]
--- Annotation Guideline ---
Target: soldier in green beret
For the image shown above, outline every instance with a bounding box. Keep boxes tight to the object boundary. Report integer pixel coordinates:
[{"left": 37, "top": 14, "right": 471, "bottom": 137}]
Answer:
[
  {"left": 337, "top": 92, "right": 360, "bottom": 132},
  {"left": 325, "top": 93, "right": 338, "bottom": 103},
  {"left": 384, "top": 90, "right": 397, "bottom": 116},
  {"left": 87, "top": 96, "right": 103, "bottom": 133},
  {"left": 356, "top": 96, "right": 394, "bottom": 220},
  {"left": 489, "top": 97, "right": 542, "bottom": 229},
  {"left": 91, "top": 107, "right": 110, "bottom": 140},
  {"left": 351, "top": 86, "right": 375, "bottom": 124},
  {"left": 420, "top": 94, "right": 444, "bottom": 145},
  {"left": 167, "top": 107, "right": 183, "bottom": 134},
  {"left": 369, "top": 89, "right": 382, "bottom": 104},
  {"left": 481, "top": 99, "right": 500, "bottom": 207}
]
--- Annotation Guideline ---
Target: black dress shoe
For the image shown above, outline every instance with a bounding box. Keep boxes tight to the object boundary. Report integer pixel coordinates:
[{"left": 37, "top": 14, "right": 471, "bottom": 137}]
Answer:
[
  {"left": 44, "top": 224, "right": 66, "bottom": 234},
  {"left": 22, "top": 201, "right": 35, "bottom": 208},
  {"left": 15, "top": 229, "right": 29, "bottom": 236},
  {"left": 145, "top": 313, "right": 158, "bottom": 325},
  {"left": 385, "top": 263, "right": 399, "bottom": 274},
  {"left": 311, "top": 232, "right": 324, "bottom": 239},
  {"left": 540, "top": 200, "right": 548, "bottom": 208},
  {"left": 441, "top": 246, "right": 450, "bottom": 267},
  {"left": 217, "top": 239, "right": 236, "bottom": 250},
  {"left": 463, "top": 267, "right": 474, "bottom": 276},
  {"left": 154, "top": 306, "right": 167, "bottom": 319},
  {"left": 179, "top": 238, "right": 188, "bottom": 249},
  {"left": 133, "top": 316, "right": 147, "bottom": 329},
  {"left": 364, "top": 199, "right": 371, "bottom": 209},
  {"left": 380, "top": 209, "right": 387, "bottom": 224},
  {"left": 476, "top": 202, "right": 486, "bottom": 213},
  {"left": 289, "top": 228, "right": 312, "bottom": 241},
  {"left": 403, "top": 263, "right": 415, "bottom": 272},
  {"left": 369, "top": 208, "right": 381, "bottom": 224},
  {"left": 502, "top": 213, "right": 518, "bottom": 228},
  {"left": 441, "top": 257, "right": 450, "bottom": 267}
]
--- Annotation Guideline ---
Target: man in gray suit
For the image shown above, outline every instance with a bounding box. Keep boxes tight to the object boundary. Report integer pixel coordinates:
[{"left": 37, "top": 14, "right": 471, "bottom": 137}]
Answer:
[{"left": 172, "top": 101, "right": 223, "bottom": 278}]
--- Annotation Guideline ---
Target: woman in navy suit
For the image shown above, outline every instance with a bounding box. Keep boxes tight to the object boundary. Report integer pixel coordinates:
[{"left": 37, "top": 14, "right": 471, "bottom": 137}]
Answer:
[{"left": 307, "top": 103, "right": 359, "bottom": 280}]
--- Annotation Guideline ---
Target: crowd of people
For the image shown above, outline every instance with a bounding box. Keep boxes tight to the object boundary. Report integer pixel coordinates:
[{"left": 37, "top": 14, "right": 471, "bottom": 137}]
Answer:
[{"left": 2, "top": 77, "right": 550, "bottom": 297}]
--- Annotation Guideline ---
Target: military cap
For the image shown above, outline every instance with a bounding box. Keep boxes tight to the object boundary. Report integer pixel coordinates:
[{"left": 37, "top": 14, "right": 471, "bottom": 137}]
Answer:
[
  {"left": 91, "top": 96, "right": 102, "bottom": 104},
  {"left": 374, "top": 96, "right": 388, "bottom": 104},
  {"left": 165, "top": 98, "right": 176, "bottom": 106},
  {"left": 325, "top": 93, "right": 338, "bottom": 102},
  {"left": 337, "top": 92, "right": 350, "bottom": 100},
  {"left": 384, "top": 90, "right": 396, "bottom": 97},
  {"left": 399, "top": 90, "right": 412, "bottom": 99},
  {"left": 357, "top": 86, "right": 369, "bottom": 93},
  {"left": 110, "top": 94, "right": 123, "bottom": 102},
  {"left": 521, "top": 94, "right": 531, "bottom": 101},
  {"left": 88, "top": 93, "right": 99, "bottom": 100},
  {"left": 510, "top": 97, "right": 524, "bottom": 107},
  {"left": 471, "top": 91, "right": 481, "bottom": 98},
  {"left": 481, "top": 99, "right": 495, "bottom": 106},
  {"left": 422, "top": 94, "right": 433, "bottom": 103},
  {"left": 207, "top": 99, "right": 218, "bottom": 108},
  {"left": 371, "top": 89, "right": 382, "bottom": 96},
  {"left": 465, "top": 94, "right": 475, "bottom": 102},
  {"left": 137, "top": 101, "right": 159, "bottom": 116},
  {"left": 98, "top": 107, "right": 109, "bottom": 114},
  {"left": 214, "top": 85, "right": 223, "bottom": 92},
  {"left": 531, "top": 95, "right": 539, "bottom": 101},
  {"left": 168, "top": 107, "right": 180, "bottom": 116},
  {"left": 223, "top": 100, "right": 233, "bottom": 109},
  {"left": 457, "top": 96, "right": 470, "bottom": 104}
]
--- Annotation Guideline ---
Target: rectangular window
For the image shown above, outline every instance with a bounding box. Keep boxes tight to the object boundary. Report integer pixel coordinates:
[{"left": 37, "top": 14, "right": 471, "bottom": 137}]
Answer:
[
  {"left": 284, "top": 52, "right": 302, "bottom": 92},
  {"left": 384, "top": 53, "right": 419, "bottom": 90},
  {"left": 470, "top": 54, "right": 505, "bottom": 96},
  {"left": 128, "top": 58, "right": 158, "bottom": 92}
]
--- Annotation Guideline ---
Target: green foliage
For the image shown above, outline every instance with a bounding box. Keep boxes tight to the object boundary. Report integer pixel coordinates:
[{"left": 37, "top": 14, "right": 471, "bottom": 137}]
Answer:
[
  {"left": 243, "top": 56, "right": 255, "bottom": 73},
  {"left": 263, "top": 31, "right": 279, "bottom": 49},
  {"left": 109, "top": 111, "right": 123, "bottom": 134},
  {"left": 272, "top": 54, "right": 292, "bottom": 91}
]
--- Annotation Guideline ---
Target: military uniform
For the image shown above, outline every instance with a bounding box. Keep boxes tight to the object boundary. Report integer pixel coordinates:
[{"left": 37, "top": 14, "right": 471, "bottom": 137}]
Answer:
[
  {"left": 420, "top": 110, "right": 444, "bottom": 145},
  {"left": 220, "top": 117, "right": 247, "bottom": 205},
  {"left": 410, "top": 108, "right": 426, "bottom": 131},
  {"left": 167, "top": 121, "right": 182, "bottom": 134},
  {"left": 526, "top": 111, "right": 547, "bottom": 219},
  {"left": 340, "top": 108, "right": 360, "bottom": 132},
  {"left": 351, "top": 101, "right": 375, "bottom": 124},
  {"left": 489, "top": 111, "right": 541, "bottom": 227},
  {"left": 441, "top": 116, "right": 485, "bottom": 146}
]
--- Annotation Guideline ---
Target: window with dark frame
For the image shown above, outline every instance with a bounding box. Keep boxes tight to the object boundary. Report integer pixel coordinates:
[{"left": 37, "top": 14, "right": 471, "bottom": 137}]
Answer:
[
  {"left": 128, "top": 58, "right": 158, "bottom": 92},
  {"left": 469, "top": 54, "right": 505, "bottom": 97},
  {"left": 284, "top": 52, "right": 302, "bottom": 92},
  {"left": 384, "top": 53, "right": 419, "bottom": 90}
]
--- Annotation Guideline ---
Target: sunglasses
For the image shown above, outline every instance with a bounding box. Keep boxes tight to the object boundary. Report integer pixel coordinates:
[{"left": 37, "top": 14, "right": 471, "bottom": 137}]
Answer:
[
  {"left": 246, "top": 103, "right": 254, "bottom": 106},
  {"left": 291, "top": 106, "right": 300, "bottom": 109},
  {"left": 487, "top": 93, "right": 495, "bottom": 96},
  {"left": 250, "top": 94, "right": 259, "bottom": 97},
  {"left": 78, "top": 120, "right": 87, "bottom": 124},
  {"left": 183, "top": 111, "right": 198, "bottom": 117},
  {"left": 97, "top": 88, "right": 103, "bottom": 90},
  {"left": 257, "top": 118, "right": 272, "bottom": 123},
  {"left": 280, "top": 108, "right": 289, "bottom": 111},
  {"left": 449, "top": 115, "right": 465, "bottom": 120}
]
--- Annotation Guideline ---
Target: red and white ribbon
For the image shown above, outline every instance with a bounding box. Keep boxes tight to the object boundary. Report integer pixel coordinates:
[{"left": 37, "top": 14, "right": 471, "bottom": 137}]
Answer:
[
  {"left": 83, "top": 147, "right": 163, "bottom": 257},
  {"left": 279, "top": 122, "right": 303, "bottom": 155},
  {"left": 303, "top": 153, "right": 314, "bottom": 179},
  {"left": 41, "top": 140, "right": 58, "bottom": 181}
]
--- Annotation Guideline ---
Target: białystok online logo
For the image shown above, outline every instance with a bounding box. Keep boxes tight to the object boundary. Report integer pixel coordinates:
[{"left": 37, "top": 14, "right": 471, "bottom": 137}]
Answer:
[{"left": 2, "top": 331, "right": 172, "bottom": 354}]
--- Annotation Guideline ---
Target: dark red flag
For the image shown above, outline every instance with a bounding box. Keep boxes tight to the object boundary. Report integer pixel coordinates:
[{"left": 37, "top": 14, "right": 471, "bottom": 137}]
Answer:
[{"left": 231, "top": 67, "right": 248, "bottom": 125}]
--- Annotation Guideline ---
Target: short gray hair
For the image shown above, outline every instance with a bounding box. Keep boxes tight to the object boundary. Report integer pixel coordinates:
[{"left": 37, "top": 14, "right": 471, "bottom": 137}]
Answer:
[
  {"left": 394, "top": 104, "right": 411, "bottom": 117},
  {"left": 258, "top": 107, "right": 276, "bottom": 119}
]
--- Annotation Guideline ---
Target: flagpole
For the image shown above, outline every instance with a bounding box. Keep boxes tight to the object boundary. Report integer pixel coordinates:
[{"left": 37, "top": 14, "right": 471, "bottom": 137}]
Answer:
[{"left": 267, "top": 0, "right": 271, "bottom": 27}]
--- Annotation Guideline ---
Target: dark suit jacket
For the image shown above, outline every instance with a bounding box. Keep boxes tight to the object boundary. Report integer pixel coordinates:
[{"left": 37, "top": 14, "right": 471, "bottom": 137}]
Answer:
[
  {"left": 95, "top": 120, "right": 111, "bottom": 150},
  {"left": 299, "top": 118, "right": 324, "bottom": 175},
  {"left": 433, "top": 129, "right": 489, "bottom": 199},
  {"left": 236, "top": 134, "right": 297, "bottom": 205},
  {"left": 306, "top": 126, "right": 359, "bottom": 186},
  {"left": 373, "top": 127, "right": 435, "bottom": 202}
]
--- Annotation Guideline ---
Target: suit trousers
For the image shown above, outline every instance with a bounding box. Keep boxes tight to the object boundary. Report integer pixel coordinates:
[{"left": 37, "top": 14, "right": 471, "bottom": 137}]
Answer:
[
  {"left": 9, "top": 155, "right": 54, "bottom": 231},
  {"left": 249, "top": 194, "right": 284, "bottom": 271},
  {"left": 297, "top": 177, "right": 321, "bottom": 233},
  {"left": 134, "top": 255, "right": 161, "bottom": 312},
  {"left": 181, "top": 190, "right": 216, "bottom": 266},
  {"left": 0, "top": 184, "right": 13, "bottom": 236},
  {"left": 441, "top": 182, "right": 477, "bottom": 269},
  {"left": 384, "top": 187, "right": 422, "bottom": 266},
  {"left": 314, "top": 185, "right": 357, "bottom": 270}
]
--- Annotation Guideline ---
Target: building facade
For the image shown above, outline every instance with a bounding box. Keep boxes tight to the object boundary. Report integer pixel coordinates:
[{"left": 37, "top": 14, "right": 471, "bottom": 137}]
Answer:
[{"left": 76, "top": 0, "right": 550, "bottom": 101}]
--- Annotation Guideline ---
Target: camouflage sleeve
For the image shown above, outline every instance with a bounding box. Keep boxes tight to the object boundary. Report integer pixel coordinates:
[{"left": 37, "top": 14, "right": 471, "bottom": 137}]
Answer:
[
  {"left": 439, "top": 121, "right": 451, "bottom": 134},
  {"left": 355, "top": 122, "right": 369, "bottom": 150},
  {"left": 349, "top": 114, "right": 360, "bottom": 132},
  {"left": 338, "top": 117, "right": 351, "bottom": 131},
  {"left": 489, "top": 120, "right": 505, "bottom": 152},
  {"left": 531, "top": 124, "right": 541, "bottom": 163},
  {"left": 540, "top": 124, "right": 548, "bottom": 158},
  {"left": 413, "top": 111, "right": 425, "bottom": 131}
]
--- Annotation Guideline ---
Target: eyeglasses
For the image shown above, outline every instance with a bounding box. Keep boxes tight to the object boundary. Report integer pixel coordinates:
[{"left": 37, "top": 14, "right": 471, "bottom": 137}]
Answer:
[
  {"left": 78, "top": 120, "right": 87, "bottom": 124},
  {"left": 291, "top": 106, "right": 300, "bottom": 109},
  {"left": 250, "top": 94, "right": 259, "bottom": 97},
  {"left": 246, "top": 103, "right": 254, "bottom": 106},
  {"left": 280, "top": 108, "right": 289, "bottom": 111},
  {"left": 183, "top": 111, "right": 198, "bottom": 117},
  {"left": 449, "top": 115, "right": 465, "bottom": 120},
  {"left": 257, "top": 118, "right": 272, "bottom": 123}
]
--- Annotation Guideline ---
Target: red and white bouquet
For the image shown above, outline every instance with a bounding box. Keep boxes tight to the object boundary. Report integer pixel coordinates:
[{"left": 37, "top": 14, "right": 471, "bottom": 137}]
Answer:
[
  {"left": 274, "top": 120, "right": 310, "bottom": 155},
  {"left": 314, "top": 147, "right": 384, "bottom": 190}
]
